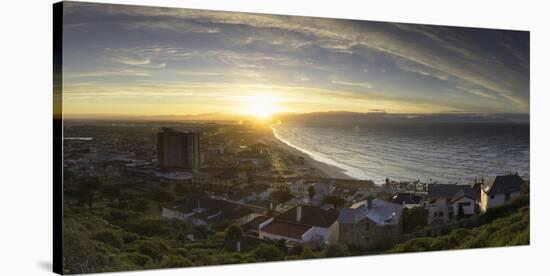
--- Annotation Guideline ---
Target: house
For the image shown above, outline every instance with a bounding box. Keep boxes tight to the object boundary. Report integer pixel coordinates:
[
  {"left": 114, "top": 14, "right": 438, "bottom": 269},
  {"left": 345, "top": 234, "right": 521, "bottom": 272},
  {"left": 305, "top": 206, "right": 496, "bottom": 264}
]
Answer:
[
  {"left": 258, "top": 205, "right": 339, "bottom": 247},
  {"left": 480, "top": 173, "right": 524, "bottom": 212},
  {"left": 391, "top": 192, "right": 423, "bottom": 208},
  {"left": 427, "top": 184, "right": 476, "bottom": 225},
  {"left": 162, "top": 195, "right": 256, "bottom": 226},
  {"left": 338, "top": 198, "right": 403, "bottom": 248}
]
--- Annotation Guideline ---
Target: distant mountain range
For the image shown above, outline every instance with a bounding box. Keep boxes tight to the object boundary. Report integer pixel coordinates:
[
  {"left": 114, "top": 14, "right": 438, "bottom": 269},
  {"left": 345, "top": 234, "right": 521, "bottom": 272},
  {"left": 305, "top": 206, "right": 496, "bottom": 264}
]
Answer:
[
  {"left": 64, "top": 111, "right": 529, "bottom": 124},
  {"left": 276, "top": 111, "right": 530, "bottom": 124}
]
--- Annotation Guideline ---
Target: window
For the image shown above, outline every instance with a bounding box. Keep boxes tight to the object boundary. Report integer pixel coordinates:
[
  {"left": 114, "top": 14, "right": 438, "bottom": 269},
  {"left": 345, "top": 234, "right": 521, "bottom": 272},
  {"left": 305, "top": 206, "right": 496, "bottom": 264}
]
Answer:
[
  {"left": 365, "top": 223, "right": 370, "bottom": 231},
  {"left": 462, "top": 202, "right": 471, "bottom": 206},
  {"left": 490, "top": 195, "right": 495, "bottom": 199},
  {"left": 505, "top": 193, "right": 511, "bottom": 201},
  {"left": 433, "top": 212, "right": 438, "bottom": 217},
  {"left": 438, "top": 211, "right": 444, "bottom": 217}
]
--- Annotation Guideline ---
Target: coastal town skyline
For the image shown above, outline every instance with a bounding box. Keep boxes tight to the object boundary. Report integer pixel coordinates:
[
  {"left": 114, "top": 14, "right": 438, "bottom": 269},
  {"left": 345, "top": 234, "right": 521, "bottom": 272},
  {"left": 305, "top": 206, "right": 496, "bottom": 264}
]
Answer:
[{"left": 61, "top": 2, "right": 529, "bottom": 119}]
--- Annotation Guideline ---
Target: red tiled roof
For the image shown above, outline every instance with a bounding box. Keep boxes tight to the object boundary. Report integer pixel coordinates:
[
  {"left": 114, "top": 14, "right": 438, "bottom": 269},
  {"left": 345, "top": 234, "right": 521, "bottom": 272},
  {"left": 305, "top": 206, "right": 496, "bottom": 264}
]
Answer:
[{"left": 261, "top": 220, "right": 312, "bottom": 240}]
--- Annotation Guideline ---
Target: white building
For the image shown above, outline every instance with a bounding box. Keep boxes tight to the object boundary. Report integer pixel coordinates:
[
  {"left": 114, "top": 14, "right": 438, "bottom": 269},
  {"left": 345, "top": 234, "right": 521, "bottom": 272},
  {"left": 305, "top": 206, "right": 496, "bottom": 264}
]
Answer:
[
  {"left": 258, "top": 205, "right": 339, "bottom": 246},
  {"left": 480, "top": 173, "right": 524, "bottom": 213},
  {"left": 427, "top": 184, "right": 477, "bottom": 225}
]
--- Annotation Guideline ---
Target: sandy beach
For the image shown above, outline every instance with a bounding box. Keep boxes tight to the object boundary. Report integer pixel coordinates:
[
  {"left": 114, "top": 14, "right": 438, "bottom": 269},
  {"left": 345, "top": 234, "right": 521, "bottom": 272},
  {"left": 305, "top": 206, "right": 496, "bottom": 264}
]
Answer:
[{"left": 266, "top": 127, "right": 354, "bottom": 180}]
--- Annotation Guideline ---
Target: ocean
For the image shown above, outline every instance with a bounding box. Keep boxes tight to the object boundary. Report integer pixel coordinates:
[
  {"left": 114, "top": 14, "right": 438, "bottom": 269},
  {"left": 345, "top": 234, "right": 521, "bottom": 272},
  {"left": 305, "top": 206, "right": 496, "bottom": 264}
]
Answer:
[{"left": 272, "top": 120, "right": 529, "bottom": 184}]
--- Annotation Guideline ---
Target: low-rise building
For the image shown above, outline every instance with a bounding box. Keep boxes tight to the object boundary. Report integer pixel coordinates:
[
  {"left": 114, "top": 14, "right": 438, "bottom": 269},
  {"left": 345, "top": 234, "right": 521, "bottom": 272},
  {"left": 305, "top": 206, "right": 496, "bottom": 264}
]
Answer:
[
  {"left": 258, "top": 205, "right": 339, "bottom": 247},
  {"left": 480, "top": 173, "right": 524, "bottom": 212},
  {"left": 427, "top": 184, "right": 476, "bottom": 225},
  {"left": 338, "top": 198, "right": 403, "bottom": 248},
  {"left": 162, "top": 195, "right": 256, "bottom": 226}
]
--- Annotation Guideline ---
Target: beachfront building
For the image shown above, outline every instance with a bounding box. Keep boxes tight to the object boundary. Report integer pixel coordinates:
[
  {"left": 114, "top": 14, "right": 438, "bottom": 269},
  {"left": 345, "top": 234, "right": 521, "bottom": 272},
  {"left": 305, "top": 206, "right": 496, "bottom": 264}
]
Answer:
[
  {"left": 258, "top": 205, "right": 339, "bottom": 247},
  {"left": 480, "top": 173, "right": 524, "bottom": 213},
  {"left": 427, "top": 184, "right": 477, "bottom": 225},
  {"left": 338, "top": 198, "right": 403, "bottom": 248}
]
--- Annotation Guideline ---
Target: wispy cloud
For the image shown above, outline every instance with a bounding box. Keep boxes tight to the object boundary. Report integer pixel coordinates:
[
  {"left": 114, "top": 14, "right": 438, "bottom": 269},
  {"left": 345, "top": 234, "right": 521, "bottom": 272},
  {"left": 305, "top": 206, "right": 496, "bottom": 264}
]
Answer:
[{"left": 61, "top": 2, "right": 529, "bottom": 115}]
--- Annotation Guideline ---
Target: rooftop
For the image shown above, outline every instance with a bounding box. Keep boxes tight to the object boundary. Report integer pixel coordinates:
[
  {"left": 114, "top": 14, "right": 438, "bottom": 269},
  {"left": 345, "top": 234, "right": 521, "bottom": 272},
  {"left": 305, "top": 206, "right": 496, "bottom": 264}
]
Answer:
[
  {"left": 261, "top": 220, "right": 312, "bottom": 240},
  {"left": 339, "top": 198, "right": 404, "bottom": 226},
  {"left": 483, "top": 173, "right": 524, "bottom": 196},
  {"left": 164, "top": 194, "right": 254, "bottom": 223},
  {"left": 428, "top": 184, "right": 471, "bottom": 199},
  {"left": 276, "top": 205, "right": 339, "bottom": 228},
  {"left": 391, "top": 192, "right": 422, "bottom": 205}
]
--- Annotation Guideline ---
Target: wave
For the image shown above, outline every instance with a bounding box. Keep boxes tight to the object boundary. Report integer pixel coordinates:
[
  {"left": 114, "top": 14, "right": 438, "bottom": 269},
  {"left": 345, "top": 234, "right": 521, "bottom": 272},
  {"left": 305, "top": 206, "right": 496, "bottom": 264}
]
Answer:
[{"left": 271, "top": 121, "right": 529, "bottom": 184}]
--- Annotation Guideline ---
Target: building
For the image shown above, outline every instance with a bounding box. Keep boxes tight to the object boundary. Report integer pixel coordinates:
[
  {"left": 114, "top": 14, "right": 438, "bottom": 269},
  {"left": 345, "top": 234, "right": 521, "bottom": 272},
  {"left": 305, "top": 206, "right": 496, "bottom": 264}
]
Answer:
[
  {"left": 480, "top": 173, "right": 524, "bottom": 212},
  {"left": 258, "top": 205, "right": 339, "bottom": 247},
  {"left": 427, "top": 184, "right": 476, "bottom": 225},
  {"left": 208, "top": 169, "right": 248, "bottom": 192},
  {"left": 157, "top": 128, "right": 200, "bottom": 171},
  {"left": 391, "top": 192, "right": 423, "bottom": 209},
  {"left": 338, "top": 198, "right": 403, "bottom": 248},
  {"left": 162, "top": 194, "right": 256, "bottom": 226}
]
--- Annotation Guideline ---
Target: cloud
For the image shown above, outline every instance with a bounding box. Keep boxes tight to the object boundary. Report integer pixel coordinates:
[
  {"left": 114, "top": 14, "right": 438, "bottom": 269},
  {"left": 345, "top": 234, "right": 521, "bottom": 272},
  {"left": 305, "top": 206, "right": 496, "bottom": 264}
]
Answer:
[
  {"left": 331, "top": 80, "right": 372, "bottom": 89},
  {"left": 61, "top": 2, "right": 529, "bottom": 114}
]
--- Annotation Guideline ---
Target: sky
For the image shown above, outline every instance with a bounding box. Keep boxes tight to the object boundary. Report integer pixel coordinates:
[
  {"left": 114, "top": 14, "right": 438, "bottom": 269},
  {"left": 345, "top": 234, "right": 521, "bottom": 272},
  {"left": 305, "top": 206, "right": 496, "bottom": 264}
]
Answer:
[{"left": 60, "top": 2, "right": 530, "bottom": 118}]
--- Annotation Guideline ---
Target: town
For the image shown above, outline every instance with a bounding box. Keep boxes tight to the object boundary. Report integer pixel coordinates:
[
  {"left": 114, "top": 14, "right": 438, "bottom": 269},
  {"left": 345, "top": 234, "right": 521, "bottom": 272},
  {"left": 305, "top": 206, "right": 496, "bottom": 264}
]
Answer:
[{"left": 62, "top": 120, "right": 530, "bottom": 273}]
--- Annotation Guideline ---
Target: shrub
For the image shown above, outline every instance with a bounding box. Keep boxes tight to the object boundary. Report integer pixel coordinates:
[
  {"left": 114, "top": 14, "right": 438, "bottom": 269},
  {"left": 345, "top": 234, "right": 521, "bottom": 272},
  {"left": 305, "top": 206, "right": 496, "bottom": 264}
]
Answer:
[
  {"left": 122, "top": 232, "right": 140, "bottom": 244},
  {"left": 93, "top": 229, "right": 123, "bottom": 248},
  {"left": 160, "top": 255, "right": 193, "bottom": 268},
  {"left": 137, "top": 241, "right": 162, "bottom": 261},
  {"left": 126, "top": 218, "right": 170, "bottom": 236},
  {"left": 125, "top": 253, "right": 153, "bottom": 267},
  {"left": 325, "top": 243, "right": 349, "bottom": 257},
  {"left": 253, "top": 244, "right": 284, "bottom": 261},
  {"left": 300, "top": 247, "right": 314, "bottom": 259}
]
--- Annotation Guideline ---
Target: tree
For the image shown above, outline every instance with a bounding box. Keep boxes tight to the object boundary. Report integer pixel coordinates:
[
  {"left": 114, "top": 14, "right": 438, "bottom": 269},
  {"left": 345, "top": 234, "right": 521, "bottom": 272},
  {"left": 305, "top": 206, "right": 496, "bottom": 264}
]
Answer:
[
  {"left": 270, "top": 190, "right": 293, "bottom": 204},
  {"left": 77, "top": 177, "right": 102, "bottom": 209},
  {"left": 307, "top": 185, "right": 316, "bottom": 203},
  {"left": 134, "top": 199, "right": 149, "bottom": 213},
  {"left": 402, "top": 206, "right": 428, "bottom": 233},
  {"left": 325, "top": 243, "right": 349, "bottom": 257},
  {"left": 224, "top": 224, "right": 243, "bottom": 242},
  {"left": 101, "top": 185, "right": 120, "bottom": 201}
]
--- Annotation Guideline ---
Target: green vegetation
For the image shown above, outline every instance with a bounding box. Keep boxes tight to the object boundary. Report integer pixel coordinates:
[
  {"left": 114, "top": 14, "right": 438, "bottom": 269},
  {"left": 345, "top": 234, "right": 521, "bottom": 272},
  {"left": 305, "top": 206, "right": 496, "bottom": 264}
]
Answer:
[
  {"left": 388, "top": 195, "right": 529, "bottom": 253},
  {"left": 401, "top": 207, "right": 428, "bottom": 233},
  {"left": 270, "top": 189, "right": 293, "bottom": 204}
]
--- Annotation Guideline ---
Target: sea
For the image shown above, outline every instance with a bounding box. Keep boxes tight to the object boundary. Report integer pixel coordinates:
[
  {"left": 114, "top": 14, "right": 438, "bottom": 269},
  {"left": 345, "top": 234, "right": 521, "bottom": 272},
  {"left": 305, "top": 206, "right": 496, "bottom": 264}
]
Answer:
[{"left": 272, "top": 120, "right": 529, "bottom": 185}]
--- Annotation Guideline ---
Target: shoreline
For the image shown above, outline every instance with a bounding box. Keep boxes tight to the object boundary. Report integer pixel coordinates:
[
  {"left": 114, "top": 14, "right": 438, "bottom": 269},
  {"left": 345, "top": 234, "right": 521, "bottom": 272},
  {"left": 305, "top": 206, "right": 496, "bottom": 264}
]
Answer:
[{"left": 267, "top": 125, "right": 356, "bottom": 180}]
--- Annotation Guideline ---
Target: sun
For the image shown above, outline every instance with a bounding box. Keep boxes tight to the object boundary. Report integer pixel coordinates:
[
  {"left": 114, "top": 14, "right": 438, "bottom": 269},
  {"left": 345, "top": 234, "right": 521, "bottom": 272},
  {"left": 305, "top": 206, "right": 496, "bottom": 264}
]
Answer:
[{"left": 246, "top": 95, "right": 278, "bottom": 120}]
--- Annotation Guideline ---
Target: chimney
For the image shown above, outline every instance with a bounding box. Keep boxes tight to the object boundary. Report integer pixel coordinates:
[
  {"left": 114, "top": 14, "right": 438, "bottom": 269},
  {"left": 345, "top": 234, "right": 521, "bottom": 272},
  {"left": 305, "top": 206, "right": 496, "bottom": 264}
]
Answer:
[
  {"left": 367, "top": 197, "right": 373, "bottom": 209},
  {"left": 296, "top": 205, "right": 302, "bottom": 222}
]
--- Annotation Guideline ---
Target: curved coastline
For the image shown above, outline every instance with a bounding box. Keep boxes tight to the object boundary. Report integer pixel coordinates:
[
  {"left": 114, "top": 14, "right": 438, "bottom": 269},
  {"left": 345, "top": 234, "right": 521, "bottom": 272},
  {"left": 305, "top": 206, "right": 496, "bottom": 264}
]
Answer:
[{"left": 270, "top": 124, "right": 366, "bottom": 181}]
